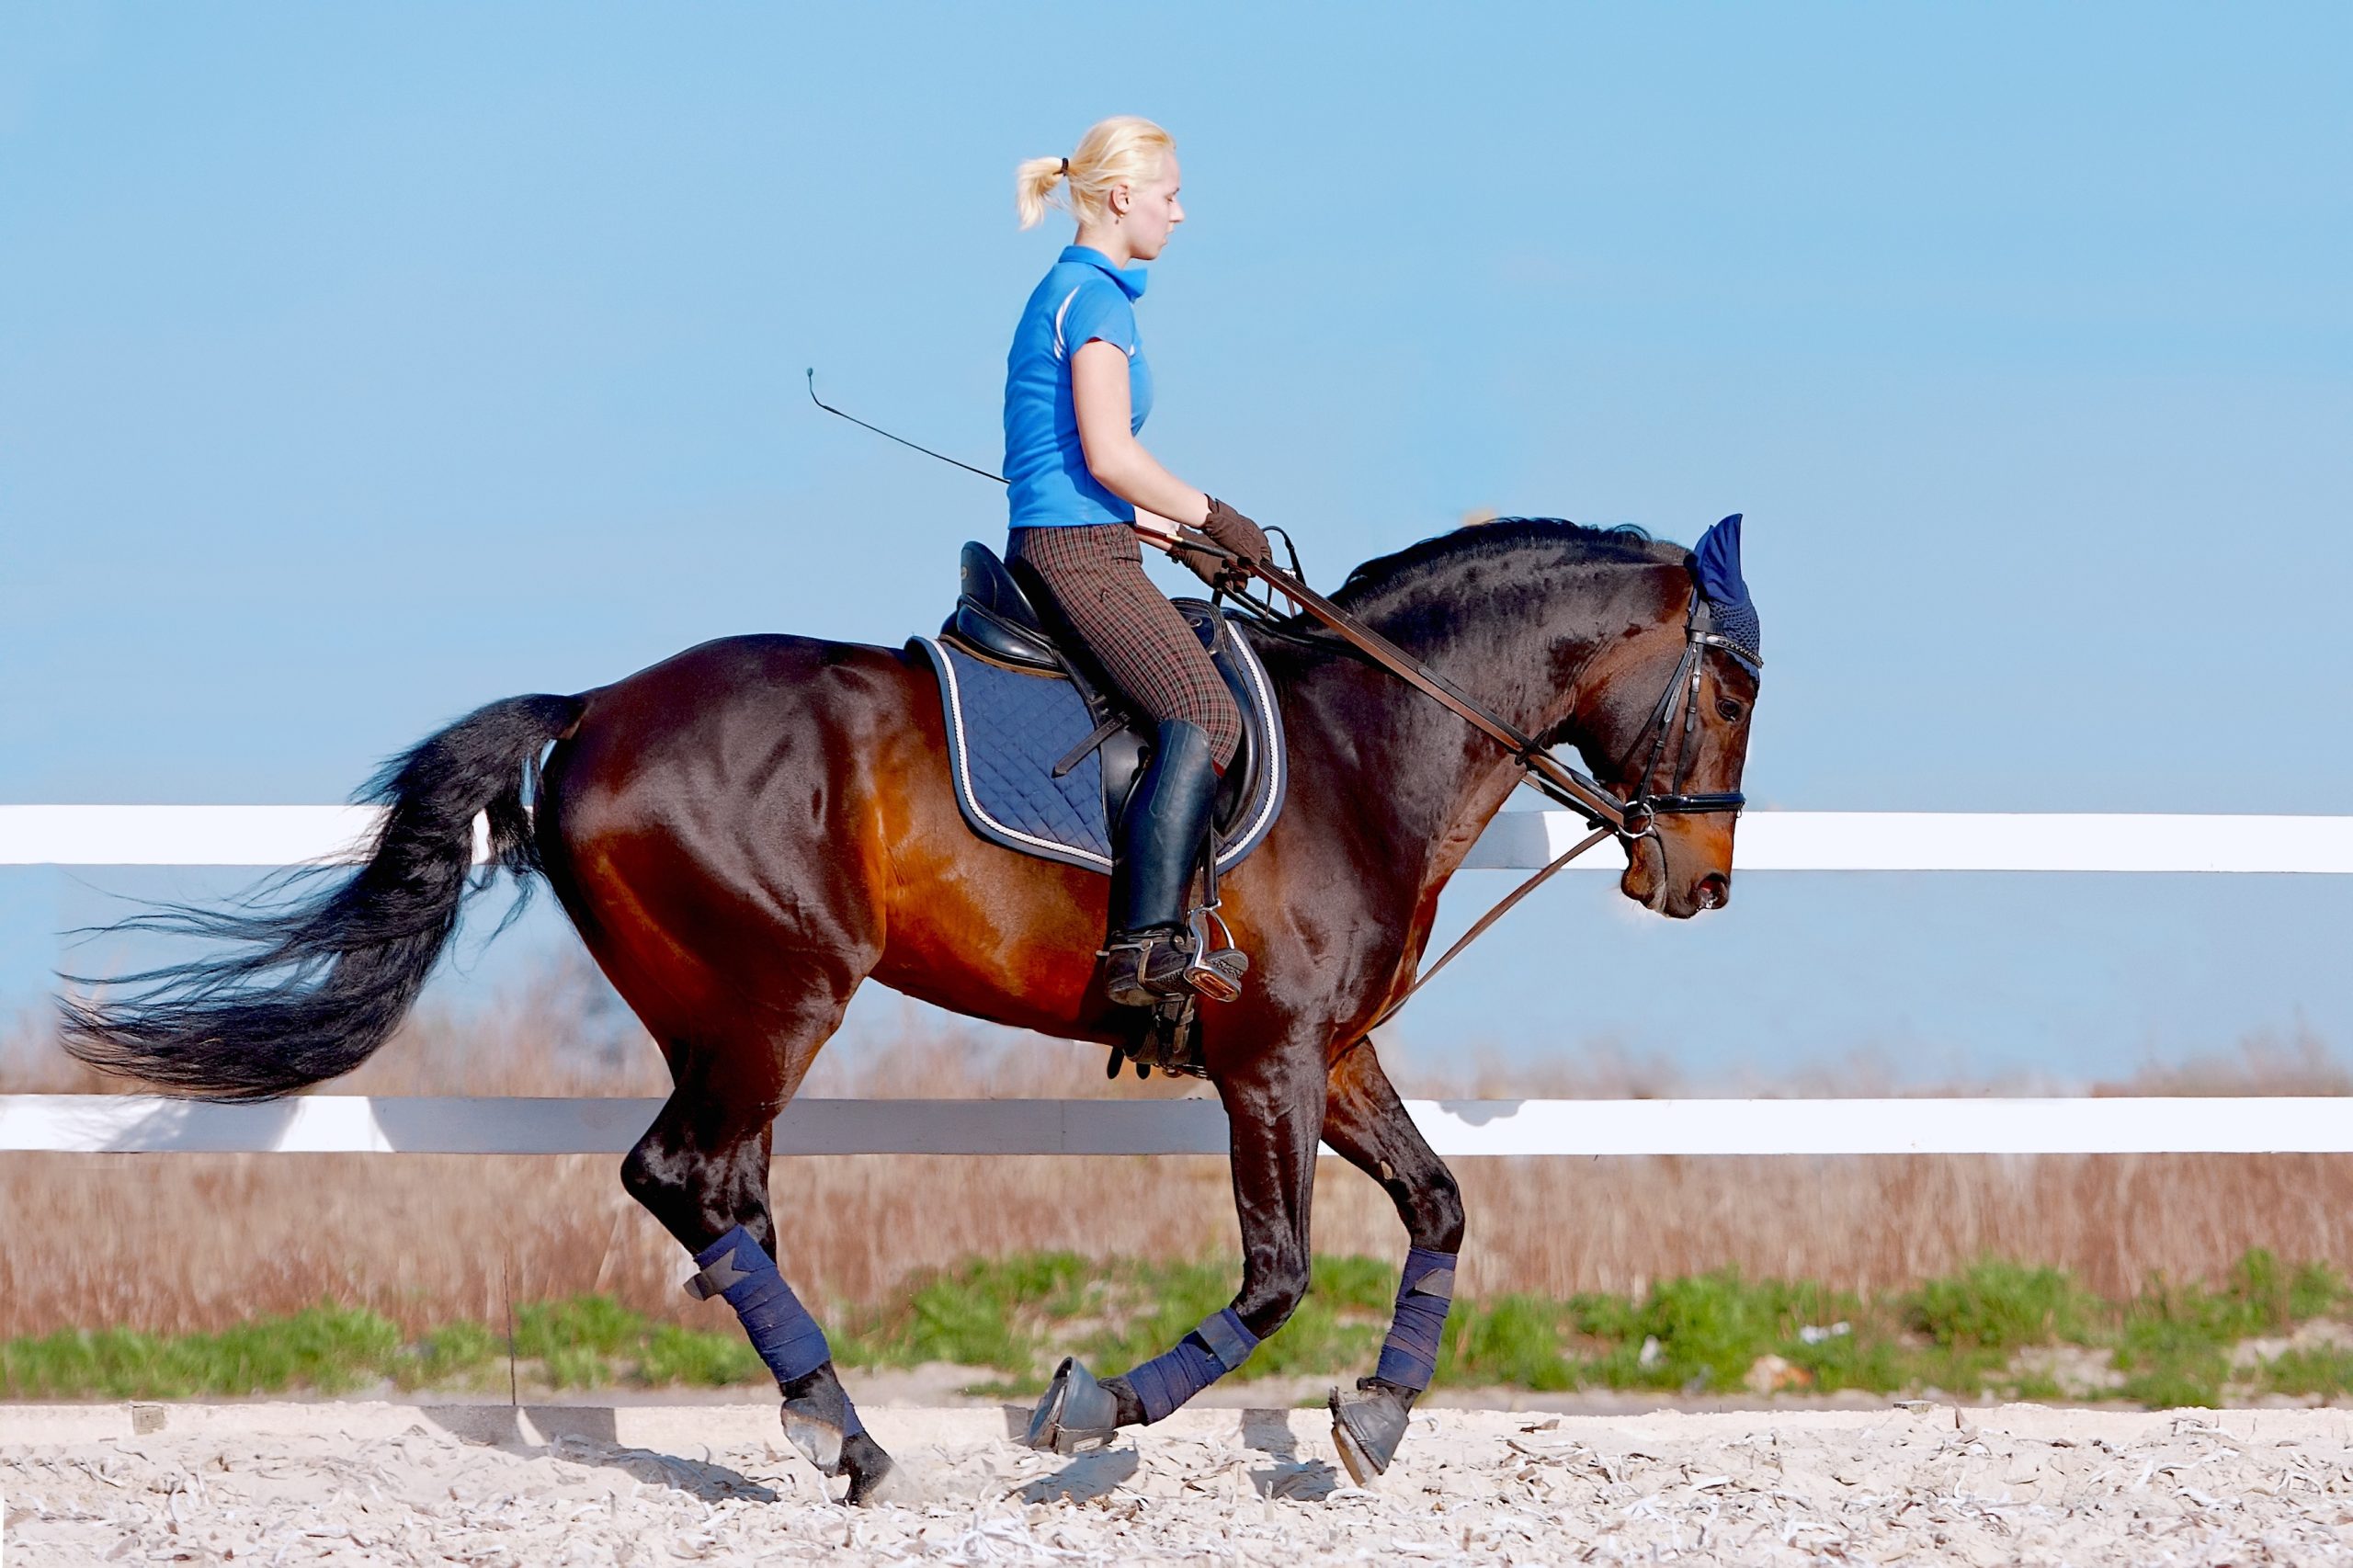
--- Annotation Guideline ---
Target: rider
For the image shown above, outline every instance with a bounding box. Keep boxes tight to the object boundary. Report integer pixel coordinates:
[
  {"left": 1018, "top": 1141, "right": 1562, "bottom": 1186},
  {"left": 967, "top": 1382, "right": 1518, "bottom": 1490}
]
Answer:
[{"left": 1004, "top": 116, "right": 1270, "bottom": 1008}]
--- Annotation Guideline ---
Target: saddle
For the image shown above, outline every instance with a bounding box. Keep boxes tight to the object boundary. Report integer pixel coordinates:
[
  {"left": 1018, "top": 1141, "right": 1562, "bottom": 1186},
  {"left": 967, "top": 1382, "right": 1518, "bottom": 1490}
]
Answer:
[{"left": 912, "top": 542, "right": 1286, "bottom": 880}]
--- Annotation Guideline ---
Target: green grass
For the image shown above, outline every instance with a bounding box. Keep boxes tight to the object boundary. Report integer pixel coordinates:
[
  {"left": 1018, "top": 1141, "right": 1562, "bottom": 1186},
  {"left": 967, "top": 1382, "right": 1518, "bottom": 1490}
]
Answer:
[{"left": 6, "top": 1249, "right": 2350, "bottom": 1405}]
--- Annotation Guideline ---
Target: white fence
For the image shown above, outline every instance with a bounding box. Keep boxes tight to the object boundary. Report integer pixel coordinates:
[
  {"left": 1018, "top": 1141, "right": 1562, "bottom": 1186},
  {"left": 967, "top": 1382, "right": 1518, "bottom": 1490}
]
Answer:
[
  {"left": 8, "top": 804, "right": 2353, "bottom": 873},
  {"left": 7, "top": 805, "right": 2348, "bottom": 1157},
  {"left": 7, "top": 1093, "right": 2353, "bottom": 1157}
]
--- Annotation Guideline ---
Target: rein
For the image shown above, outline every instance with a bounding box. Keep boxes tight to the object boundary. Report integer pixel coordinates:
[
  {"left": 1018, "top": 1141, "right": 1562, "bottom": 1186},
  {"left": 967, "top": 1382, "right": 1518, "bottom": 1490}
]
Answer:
[
  {"left": 803, "top": 377, "right": 1757, "bottom": 1027},
  {"left": 1188, "top": 535, "right": 1760, "bottom": 1031},
  {"left": 1193, "top": 535, "right": 1756, "bottom": 834}
]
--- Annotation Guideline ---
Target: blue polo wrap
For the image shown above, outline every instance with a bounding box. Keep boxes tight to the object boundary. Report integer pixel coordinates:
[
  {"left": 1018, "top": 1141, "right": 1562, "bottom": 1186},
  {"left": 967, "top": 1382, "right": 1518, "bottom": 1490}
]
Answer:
[
  {"left": 1372, "top": 1247, "right": 1457, "bottom": 1391},
  {"left": 690, "top": 1226, "right": 860, "bottom": 1435},
  {"left": 1122, "top": 1307, "right": 1259, "bottom": 1425}
]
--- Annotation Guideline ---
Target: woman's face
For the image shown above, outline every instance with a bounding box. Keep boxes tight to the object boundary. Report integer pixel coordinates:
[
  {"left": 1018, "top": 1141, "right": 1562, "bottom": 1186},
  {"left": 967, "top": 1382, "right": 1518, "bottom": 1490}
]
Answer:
[{"left": 1113, "top": 153, "right": 1184, "bottom": 260}]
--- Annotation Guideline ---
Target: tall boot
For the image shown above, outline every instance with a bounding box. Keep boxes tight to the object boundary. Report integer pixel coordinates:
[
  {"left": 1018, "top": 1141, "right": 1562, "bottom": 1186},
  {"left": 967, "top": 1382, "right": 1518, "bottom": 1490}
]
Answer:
[{"left": 1102, "top": 721, "right": 1222, "bottom": 1006}]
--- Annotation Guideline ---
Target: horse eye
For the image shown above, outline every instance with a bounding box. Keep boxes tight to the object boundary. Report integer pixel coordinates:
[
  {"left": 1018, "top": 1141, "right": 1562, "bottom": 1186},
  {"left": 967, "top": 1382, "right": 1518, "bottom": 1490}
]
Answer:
[{"left": 1715, "top": 699, "right": 1745, "bottom": 722}]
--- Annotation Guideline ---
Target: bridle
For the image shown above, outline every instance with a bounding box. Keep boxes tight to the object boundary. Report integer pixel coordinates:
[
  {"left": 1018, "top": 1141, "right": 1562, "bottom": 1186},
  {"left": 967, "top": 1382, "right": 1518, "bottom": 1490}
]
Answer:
[
  {"left": 1613, "top": 592, "right": 1760, "bottom": 827},
  {"left": 1205, "top": 543, "right": 1761, "bottom": 1027},
  {"left": 1210, "top": 545, "right": 1758, "bottom": 850}
]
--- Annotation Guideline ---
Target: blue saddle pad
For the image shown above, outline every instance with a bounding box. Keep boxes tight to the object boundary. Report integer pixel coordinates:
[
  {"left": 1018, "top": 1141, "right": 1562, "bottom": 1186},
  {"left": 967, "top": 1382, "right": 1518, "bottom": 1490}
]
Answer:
[{"left": 912, "top": 617, "right": 1285, "bottom": 876}]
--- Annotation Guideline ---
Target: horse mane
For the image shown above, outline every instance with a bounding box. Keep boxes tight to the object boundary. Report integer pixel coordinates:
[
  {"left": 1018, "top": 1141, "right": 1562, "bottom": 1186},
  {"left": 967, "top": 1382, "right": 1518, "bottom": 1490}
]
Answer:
[
  {"left": 1324, "top": 517, "right": 1682, "bottom": 613},
  {"left": 1223, "top": 517, "right": 1688, "bottom": 654}
]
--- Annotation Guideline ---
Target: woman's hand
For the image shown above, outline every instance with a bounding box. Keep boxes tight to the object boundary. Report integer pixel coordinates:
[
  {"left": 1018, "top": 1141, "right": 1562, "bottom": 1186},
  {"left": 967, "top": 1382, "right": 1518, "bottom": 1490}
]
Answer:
[
  {"left": 1169, "top": 501, "right": 1268, "bottom": 591},
  {"left": 1199, "top": 498, "right": 1270, "bottom": 570}
]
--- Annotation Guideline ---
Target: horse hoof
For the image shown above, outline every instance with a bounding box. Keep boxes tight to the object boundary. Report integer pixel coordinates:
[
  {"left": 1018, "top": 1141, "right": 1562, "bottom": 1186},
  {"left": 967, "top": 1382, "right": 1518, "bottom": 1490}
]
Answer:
[
  {"left": 1329, "top": 1382, "right": 1411, "bottom": 1484},
  {"left": 1021, "top": 1357, "right": 1121, "bottom": 1454},
  {"left": 840, "top": 1433, "right": 904, "bottom": 1506},
  {"left": 780, "top": 1390, "right": 854, "bottom": 1475}
]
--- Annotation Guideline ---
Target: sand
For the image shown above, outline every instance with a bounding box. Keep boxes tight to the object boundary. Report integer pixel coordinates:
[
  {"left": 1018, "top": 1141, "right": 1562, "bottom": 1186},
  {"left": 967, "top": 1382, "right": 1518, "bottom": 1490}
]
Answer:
[{"left": 8, "top": 1400, "right": 2353, "bottom": 1564}]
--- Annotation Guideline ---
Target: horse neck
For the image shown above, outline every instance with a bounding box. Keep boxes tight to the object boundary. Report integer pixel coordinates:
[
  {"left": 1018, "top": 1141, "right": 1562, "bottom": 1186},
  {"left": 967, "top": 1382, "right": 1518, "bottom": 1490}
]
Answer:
[{"left": 1295, "top": 555, "right": 1688, "bottom": 874}]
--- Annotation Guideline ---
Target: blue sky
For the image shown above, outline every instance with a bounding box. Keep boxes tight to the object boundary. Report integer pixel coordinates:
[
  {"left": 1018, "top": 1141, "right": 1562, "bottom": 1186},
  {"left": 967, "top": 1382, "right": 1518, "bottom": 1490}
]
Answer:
[{"left": 4, "top": 4, "right": 2347, "bottom": 1085}]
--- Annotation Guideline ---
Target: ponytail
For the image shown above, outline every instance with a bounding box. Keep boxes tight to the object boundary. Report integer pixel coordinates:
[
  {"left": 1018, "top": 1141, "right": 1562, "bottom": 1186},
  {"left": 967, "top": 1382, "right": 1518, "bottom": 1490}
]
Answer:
[
  {"left": 1014, "top": 116, "right": 1174, "bottom": 231},
  {"left": 1015, "top": 155, "right": 1066, "bottom": 230}
]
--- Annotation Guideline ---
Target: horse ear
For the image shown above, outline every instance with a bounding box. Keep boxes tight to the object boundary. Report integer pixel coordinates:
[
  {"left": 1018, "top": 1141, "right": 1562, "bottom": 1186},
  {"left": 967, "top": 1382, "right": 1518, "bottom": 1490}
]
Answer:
[
  {"left": 1692, "top": 513, "right": 1747, "bottom": 606},
  {"left": 1692, "top": 513, "right": 1761, "bottom": 660}
]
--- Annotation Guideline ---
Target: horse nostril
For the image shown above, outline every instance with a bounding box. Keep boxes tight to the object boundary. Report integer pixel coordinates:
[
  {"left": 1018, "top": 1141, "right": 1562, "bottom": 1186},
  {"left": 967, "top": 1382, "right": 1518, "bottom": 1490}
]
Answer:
[{"left": 1696, "top": 873, "right": 1730, "bottom": 910}]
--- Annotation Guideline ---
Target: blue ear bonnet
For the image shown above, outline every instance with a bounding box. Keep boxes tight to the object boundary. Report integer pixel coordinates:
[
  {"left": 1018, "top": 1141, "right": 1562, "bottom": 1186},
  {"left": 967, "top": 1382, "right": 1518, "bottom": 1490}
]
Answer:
[{"left": 1691, "top": 513, "right": 1760, "bottom": 665}]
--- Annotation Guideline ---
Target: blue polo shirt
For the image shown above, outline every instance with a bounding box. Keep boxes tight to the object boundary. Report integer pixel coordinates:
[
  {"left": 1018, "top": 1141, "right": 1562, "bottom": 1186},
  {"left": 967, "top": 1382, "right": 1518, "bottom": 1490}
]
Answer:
[{"left": 1003, "top": 245, "right": 1154, "bottom": 530}]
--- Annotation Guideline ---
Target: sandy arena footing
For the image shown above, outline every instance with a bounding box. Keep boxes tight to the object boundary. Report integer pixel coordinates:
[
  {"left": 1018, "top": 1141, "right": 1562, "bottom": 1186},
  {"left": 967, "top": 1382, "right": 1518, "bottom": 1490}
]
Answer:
[{"left": 7, "top": 1400, "right": 2353, "bottom": 1563}]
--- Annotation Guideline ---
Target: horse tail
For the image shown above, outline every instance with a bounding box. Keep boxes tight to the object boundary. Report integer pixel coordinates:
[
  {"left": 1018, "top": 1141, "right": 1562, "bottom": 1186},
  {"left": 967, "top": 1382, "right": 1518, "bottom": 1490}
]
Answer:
[{"left": 60, "top": 693, "right": 587, "bottom": 1102}]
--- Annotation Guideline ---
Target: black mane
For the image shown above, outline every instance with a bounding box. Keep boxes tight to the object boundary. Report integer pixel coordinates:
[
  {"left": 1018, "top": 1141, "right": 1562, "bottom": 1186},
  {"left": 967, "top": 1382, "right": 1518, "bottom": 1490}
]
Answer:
[{"left": 1329, "top": 517, "right": 1683, "bottom": 613}]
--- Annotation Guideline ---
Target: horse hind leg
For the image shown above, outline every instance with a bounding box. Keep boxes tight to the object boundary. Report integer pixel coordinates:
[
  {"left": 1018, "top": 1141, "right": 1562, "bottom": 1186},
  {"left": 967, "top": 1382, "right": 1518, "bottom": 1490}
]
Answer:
[
  {"left": 619, "top": 993, "right": 899, "bottom": 1505},
  {"left": 1317, "top": 1036, "right": 1465, "bottom": 1483}
]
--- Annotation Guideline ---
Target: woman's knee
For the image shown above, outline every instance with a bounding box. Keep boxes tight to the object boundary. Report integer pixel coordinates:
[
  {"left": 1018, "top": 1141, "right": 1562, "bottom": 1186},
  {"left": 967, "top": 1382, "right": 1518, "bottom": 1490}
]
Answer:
[{"left": 1194, "top": 693, "right": 1242, "bottom": 773}]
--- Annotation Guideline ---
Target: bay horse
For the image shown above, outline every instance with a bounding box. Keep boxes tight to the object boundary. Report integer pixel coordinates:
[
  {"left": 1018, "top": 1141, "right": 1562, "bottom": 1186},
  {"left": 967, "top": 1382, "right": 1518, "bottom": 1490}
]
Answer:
[{"left": 63, "top": 517, "right": 1759, "bottom": 1503}]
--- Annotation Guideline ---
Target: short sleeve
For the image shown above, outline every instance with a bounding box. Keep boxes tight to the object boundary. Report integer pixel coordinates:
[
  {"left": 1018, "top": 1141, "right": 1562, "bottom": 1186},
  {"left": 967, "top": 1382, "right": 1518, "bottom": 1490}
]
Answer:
[{"left": 1052, "top": 278, "right": 1137, "bottom": 361}]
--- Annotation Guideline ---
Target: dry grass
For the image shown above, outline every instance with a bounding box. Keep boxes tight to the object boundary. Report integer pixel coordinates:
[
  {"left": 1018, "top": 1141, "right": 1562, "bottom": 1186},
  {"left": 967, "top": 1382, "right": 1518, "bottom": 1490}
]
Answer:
[{"left": 6, "top": 959, "right": 2351, "bottom": 1338}]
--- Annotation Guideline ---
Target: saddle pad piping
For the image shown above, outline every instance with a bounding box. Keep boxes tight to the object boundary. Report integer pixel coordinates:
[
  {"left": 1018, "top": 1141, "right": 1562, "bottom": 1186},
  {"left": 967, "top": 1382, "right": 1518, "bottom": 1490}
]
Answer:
[{"left": 1207, "top": 625, "right": 1283, "bottom": 873}]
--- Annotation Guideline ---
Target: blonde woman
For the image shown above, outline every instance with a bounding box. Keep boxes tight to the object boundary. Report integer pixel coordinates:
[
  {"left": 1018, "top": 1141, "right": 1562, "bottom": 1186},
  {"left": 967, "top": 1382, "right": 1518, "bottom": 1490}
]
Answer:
[{"left": 1004, "top": 116, "right": 1268, "bottom": 1007}]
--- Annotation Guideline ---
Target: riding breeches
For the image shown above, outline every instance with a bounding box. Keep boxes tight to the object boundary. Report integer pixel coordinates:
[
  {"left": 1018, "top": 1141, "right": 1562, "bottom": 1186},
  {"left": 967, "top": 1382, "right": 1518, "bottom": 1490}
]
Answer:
[{"left": 1007, "top": 523, "right": 1244, "bottom": 772}]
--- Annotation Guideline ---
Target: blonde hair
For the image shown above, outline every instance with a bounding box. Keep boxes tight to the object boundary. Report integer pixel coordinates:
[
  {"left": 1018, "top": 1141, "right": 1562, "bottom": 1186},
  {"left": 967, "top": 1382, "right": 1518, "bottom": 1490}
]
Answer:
[{"left": 1016, "top": 116, "right": 1175, "bottom": 230}]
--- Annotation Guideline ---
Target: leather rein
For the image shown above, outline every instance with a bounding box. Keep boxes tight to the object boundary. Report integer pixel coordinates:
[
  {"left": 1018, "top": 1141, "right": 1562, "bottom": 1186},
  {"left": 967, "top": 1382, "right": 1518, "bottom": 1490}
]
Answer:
[
  {"left": 1188, "top": 532, "right": 1760, "bottom": 1028},
  {"left": 799, "top": 378, "right": 1761, "bottom": 1026}
]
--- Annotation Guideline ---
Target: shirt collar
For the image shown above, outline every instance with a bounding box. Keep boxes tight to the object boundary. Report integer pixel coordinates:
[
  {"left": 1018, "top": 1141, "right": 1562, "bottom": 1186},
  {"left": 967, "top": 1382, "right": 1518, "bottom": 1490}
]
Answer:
[{"left": 1060, "top": 244, "right": 1147, "bottom": 301}]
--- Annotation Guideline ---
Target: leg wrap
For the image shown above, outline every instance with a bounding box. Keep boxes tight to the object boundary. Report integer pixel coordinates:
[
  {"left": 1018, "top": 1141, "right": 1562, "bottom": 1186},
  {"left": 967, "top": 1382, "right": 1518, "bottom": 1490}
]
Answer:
[
  {"left": 1121, "top": 1307, "right": 1259, "bottom": 1424},
  {"left": 688, "top": 1225, "right": 862, "bottom": 1436},
  {"left": 1372, "top": 1247, "right": 1457, "bottom": 1392}
]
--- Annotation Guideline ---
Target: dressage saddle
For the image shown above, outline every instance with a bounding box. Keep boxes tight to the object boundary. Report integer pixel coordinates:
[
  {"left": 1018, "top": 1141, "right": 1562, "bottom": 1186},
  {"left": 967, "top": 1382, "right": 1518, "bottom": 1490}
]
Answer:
[{"left": 938, "top": 540, "right": 1272, "bottom": 848}]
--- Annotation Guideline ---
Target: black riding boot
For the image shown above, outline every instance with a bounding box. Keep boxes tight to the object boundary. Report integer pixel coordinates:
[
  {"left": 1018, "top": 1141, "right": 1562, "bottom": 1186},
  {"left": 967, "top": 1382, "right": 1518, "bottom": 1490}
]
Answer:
[{"left": 1103, "top": 720, "right": 1227, "bottom": 1006}]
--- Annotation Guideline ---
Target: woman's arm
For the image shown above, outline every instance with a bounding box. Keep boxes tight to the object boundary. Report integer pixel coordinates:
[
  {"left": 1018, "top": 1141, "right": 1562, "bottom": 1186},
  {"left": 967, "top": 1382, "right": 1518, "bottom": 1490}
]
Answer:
[{"left": 1070, "top": 339, "right": 1209, "bottom": 532}]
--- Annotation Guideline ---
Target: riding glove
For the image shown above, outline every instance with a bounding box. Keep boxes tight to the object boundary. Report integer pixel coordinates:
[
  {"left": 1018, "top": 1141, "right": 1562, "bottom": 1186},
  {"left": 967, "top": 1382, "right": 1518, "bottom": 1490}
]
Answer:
[
  {"left": 1175, "top": 497, "right": 1269, "bottom": 591},
  {"left": 1201, "top": 497, "right": 1270, "bottom": 569}
]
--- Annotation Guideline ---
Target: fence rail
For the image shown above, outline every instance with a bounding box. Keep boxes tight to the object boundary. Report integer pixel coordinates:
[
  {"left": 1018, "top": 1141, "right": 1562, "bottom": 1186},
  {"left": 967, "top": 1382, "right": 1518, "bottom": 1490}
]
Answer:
[
  {"left": 4, "top": 805, "right": 2351, "bottom": 873},
  {"left": 7, "top": 806, "right": 2347, "bottom": 1160},
  {"left": 6, "top": 1094, "right": 2351, "bottom": 1157}
]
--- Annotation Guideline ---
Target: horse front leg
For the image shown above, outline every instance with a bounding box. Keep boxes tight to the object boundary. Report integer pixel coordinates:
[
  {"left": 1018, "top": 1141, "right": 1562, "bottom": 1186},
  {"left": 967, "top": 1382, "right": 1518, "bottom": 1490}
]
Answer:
[
  {"left": 1021, "top": 1040, "right": 1326, "bottom": 1452},
  {"left": 1318, "top": 1036, "right": 1466, "bottom": 1483}
]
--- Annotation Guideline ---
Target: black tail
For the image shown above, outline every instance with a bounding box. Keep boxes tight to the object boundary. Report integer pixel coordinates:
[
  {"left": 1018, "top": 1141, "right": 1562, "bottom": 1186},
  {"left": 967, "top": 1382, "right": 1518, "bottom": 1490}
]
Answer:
[{"left": 60, "top": 694, "right": 586, "bottom": 1101}]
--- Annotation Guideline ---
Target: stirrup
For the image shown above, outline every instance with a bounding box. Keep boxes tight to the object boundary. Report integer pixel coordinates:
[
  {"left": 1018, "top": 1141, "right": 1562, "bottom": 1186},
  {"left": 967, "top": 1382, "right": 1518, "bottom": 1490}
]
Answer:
[{"left": 1182, "top": 905, "right": 1249, "bottom": 1004}]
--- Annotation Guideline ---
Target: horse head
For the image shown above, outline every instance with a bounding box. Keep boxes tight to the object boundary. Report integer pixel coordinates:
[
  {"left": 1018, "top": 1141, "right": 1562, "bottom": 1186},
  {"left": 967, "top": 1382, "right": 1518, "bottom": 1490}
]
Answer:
[{"left": 1563, "top": 514, "right": 1761, "bottom": 920}]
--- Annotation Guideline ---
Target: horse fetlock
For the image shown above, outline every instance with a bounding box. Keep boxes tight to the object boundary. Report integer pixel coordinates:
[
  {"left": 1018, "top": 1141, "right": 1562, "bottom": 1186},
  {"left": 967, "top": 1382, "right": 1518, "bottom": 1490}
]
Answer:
[
  {"left": 839, "top": 1433, "right": 904, "bottom": 1506},
  {"left": 1020, "top": 1357, "right": 1124, "bottom": 1455},
  {"left": 1098, "top": 1372, "right": 1146, "bottom": 1429},
  {"left": 1329, "top": 1380, "right": 1414, "bottom": 1485}
]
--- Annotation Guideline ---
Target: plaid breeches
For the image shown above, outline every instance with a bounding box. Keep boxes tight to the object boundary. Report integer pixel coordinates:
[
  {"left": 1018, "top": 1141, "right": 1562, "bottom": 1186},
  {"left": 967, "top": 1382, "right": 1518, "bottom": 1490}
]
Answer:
[{"left": 1008, "top": 524, "right": 1243, "bottom": 771}]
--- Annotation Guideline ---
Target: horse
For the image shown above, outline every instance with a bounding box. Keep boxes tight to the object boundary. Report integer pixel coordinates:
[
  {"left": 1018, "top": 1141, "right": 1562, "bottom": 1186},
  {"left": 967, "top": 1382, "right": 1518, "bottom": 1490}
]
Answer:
[{"left": 63, "top": 516, "right": 1760, "bottom": 1504}]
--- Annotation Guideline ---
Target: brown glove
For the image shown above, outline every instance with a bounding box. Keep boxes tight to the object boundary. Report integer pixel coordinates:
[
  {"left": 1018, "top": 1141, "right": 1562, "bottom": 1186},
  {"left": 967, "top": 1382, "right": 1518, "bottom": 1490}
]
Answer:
[
  {"left": 1172, "top": 538, "right": 1233, "bottom": 591},
  {"left": 1172, "top": 497, "right": 1271, "bottom": 592},
  {"left": 1200, "top": 497, "right": 1270, "bottom": 570}
]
